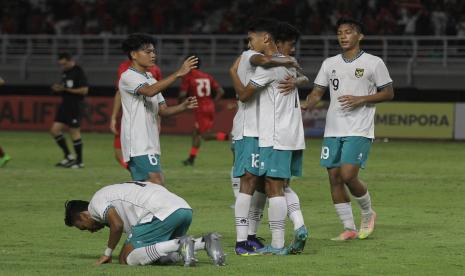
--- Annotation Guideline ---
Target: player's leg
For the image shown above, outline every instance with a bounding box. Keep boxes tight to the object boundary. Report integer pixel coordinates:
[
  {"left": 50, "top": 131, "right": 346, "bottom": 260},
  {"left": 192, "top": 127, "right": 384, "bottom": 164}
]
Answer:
[
  {"left": 321, "top": 137, "right": 357, "bottom": 240},
  {"left": 50, "top": 121, "right": 73, "bottom": 166},
  {"left": 69, "top": 127, "right": 84, "bottom": 168},
  {"left": 183, "top": 128, "right": 201, "bottom": 166},
  {"left": 125, "top": 208, "right": 193, "bottom": 266},
  {"left": 285, "top": 150, "right": 308, "bottom": 252},
  {"left": 128, "top": 154, "right": 164, "bottom": 185},
  {"left": 113, "top": 124, "right": 128, "bottom": 169},
  {"left": 199, "top": 111, "right": 228, "bottom": 142},
  {"left": 233, "top": 137, "right": 260, "bottom": 255},
  {"left": 0, "top": 146, "right": 11, "bottom": 167},
  {"left": 255, "top": 147, "right": 289, "bottom": 255},
  {"left": 339, "top": 136, "right": 376, "bottom": 239},
  {"left": 230, "top": 141, "right": 240, "bottom": 200},
  {"left": 247, "top": 178, "right": 266, "bottom": 249}
]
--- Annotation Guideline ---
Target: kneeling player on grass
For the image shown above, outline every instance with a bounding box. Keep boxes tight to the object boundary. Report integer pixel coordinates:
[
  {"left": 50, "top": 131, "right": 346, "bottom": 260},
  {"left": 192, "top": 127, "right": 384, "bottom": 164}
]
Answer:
[{"left": 64, "top": 181, "right": 225, "bottom": 266}]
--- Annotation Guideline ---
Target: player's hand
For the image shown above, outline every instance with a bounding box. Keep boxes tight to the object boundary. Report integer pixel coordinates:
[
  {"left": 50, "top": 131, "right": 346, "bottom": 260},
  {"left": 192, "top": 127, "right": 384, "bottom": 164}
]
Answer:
[
  {"left": 226, "top": 102, "right": 238, "bottom": 110},
  {"left": 278, "top": 75, "right": 297, "bottom": 95},
  {"left": 229, "top": 56, "right": 241, "bottom": 75},
  {"left": 51, "top": 83, "right": 65, "bottom": 93},
  {"left": 95, "top": 255, "right": 112, "bottom": 265},
  {"left": 110, "top": 118, "right": 118, "bottom": 135},
  {"left": 183, "top": 96, "right": 198, "bottom": 110},
  {"left": 176, "top": 56, "right": 198, "bottom": 77},
  {"left": 300, "top": 101, "right": 309, "bottom": 111},
  {"left": 338, "top": 95, "right": 366, "bottom": 110}
]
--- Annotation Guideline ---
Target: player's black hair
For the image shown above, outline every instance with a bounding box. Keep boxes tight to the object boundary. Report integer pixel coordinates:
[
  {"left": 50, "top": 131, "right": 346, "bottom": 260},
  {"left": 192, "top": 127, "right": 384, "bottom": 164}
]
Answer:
[
  {"left": 64, "top": 200, "right": 89, "bottom": 227},
  {"left": 186, "top": 54, "right": 200, "bottom": 69},
  {"left": 58, "top": 52, "right": 72, "bottom": 61},
  {"left": 336, "top": 18, "right": 364, "bottom": 34},
  {"left": 121, "top": 33, "right": 156, "bottom": 60},
  {"left": 247, "top": 18, "right": 279, "bottom": 40},
  {"left": 275, "top": 21, "right": 301, "bottom": 43}
]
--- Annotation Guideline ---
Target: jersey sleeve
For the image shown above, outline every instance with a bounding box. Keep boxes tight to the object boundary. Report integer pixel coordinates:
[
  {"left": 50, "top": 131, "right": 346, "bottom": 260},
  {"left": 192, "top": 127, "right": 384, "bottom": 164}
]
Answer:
[
  {"left": 157, "top": 93, "right": 166, "bottom": 105},
  {"left": 243, "top": 50, "right": 262, "bottom": 66},
  {"left": 373, "top": 59, "right": 393, "bottom": 89},
  {"left": 313, "top": 60, "right": 328, "bottom": 88},
  {"left": 119, "top": 73, "right": 148, "bottom": 94},
  {"left": 250, "top": 66, "right": 273, "bottom": 87},
  {"left": 116, "top": 62, "right": 129, "bottom": 88},
  {"left": 88, "top": 193, "right": 112, "bottom": 223}
]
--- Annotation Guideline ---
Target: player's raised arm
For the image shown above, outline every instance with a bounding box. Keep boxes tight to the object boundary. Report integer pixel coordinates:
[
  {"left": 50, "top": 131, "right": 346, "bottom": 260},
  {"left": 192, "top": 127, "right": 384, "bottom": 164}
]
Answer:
[
  {"left": 138, "top": 56, "right": 198, "bottom": 97},
  {"left": 95, "top": 207, "right": 124, "bottom": 265},
  {"left": 229, "top": 57, "right": 259, "bottom": 102},
  {"left": 250, "top": 54, "right": 299, "bottom": 69},
  {"left": 158, "top": 96, "right": 198, "bottom": 117}
]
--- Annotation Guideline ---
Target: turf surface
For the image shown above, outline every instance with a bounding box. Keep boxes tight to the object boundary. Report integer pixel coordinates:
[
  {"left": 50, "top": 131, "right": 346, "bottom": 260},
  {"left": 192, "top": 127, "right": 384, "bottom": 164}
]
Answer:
[{"left": 1, "top": 132, "right": 464, "bottom": 275}]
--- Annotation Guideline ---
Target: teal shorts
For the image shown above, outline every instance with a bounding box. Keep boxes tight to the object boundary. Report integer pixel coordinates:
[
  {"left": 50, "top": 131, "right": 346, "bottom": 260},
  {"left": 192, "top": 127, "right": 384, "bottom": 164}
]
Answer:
[
  {"left": 126, "top": 208, "right": 193, "bottom": 249},
  {"left": 320, "top": 136, "right": 373, "bottom": 169},
  {"left": 128, "top": 154, "right": 162, "bottom": 181},
  {"left": 232, "top": 137, "right": 260, "bottom": 177},
  {"left": 258, "top": 147, "right": 303, "bottom": 179}
]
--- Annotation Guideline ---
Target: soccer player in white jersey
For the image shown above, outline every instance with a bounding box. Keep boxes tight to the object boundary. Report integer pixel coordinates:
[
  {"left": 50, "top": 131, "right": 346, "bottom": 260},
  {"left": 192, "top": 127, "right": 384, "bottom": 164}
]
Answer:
[
  {"left": 119, "top": 34, "right": 198, "bottom": 185},
  {"left": 243, "top": 21, "right": 310, "bottom": 255},
  {"left": 230, "top": 20, "right": 306, "bottom": 255},
  {"left": 229, "top": 19, "right": 300, "bottom": 256},
  {"left": 303, "top": 18, "right": 394, "bottom": 241},
  {"left": 64, "top": 181, "right": 225, "bottom": 266}
]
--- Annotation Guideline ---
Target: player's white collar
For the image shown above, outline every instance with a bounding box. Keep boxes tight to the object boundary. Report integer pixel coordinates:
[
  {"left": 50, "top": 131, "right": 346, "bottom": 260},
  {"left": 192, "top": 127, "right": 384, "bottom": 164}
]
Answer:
[
  {"left": 341, "top": 50, "right": 364, "bottom": 63},
  {"left": 129, "top": 67, "right": 149, "bottom": 79}
]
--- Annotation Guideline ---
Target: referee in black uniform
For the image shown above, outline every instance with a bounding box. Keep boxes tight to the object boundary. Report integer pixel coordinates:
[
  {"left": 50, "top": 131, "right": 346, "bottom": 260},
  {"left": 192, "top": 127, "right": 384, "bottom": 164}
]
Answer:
[{"left": 50, "top": 53, "right": 88, "bottom": 169}]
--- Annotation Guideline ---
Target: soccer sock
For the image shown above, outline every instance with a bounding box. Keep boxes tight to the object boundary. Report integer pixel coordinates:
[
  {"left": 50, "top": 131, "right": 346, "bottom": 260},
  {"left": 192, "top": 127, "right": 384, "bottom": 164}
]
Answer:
[
  {"left": 247, "top": 191, "right": 266, "bottom": 236},
  {"left": 216, "top": 132, "right": 229, "bottom": 141},
  {"left": 235, "top": 193, "right": 252, "bottom": 242},
  {"left": 188, "top": 147, "right": 199, "bottom": 161},
  {"left": 354, "top": 191, "right": 373, "bottom": 215},
  {"left": 231, "top": 166, "right": 240, "bottom": 198},
  {"left": 54, "top": 135, "right": 70, "bottom": 158},
  {"left": 268, "top": 196, "right": 287, "bottom": 249},
  {"left": 194, "top": 237, "right": 205, "bottom": 251},
  {"left": 126, "top": 239, "right": 180, "bottom": 266},
  {"left": 334, "top": 202, "right": 356, "bottom": 231},
  {"left": 284, "top": 187, "right": 305, "bottom": 230},
  {"left": 73, "top": 139, "right": 83, "bottom": 163}
]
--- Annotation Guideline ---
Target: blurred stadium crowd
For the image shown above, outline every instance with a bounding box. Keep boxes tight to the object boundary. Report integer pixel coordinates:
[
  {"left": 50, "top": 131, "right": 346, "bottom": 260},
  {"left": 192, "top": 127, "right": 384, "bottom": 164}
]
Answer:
[{"left": 0, "top": 0, "right": 464, "bottom": 36}]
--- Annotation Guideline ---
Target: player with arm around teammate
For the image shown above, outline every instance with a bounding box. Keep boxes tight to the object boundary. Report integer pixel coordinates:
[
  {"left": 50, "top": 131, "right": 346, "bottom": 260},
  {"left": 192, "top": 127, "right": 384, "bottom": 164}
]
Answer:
[
  {"left": 64, "top": 181, "right": 225, "bottom": 266},
  {"left": 303, "top": 18, "right": 394, "bottom": 241}
]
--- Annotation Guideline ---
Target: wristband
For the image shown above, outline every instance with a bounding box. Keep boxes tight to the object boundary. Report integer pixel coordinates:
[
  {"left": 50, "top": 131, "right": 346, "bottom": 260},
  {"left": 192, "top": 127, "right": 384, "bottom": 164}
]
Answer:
[{"left": 104, "top": 247, "right": 113, "bottom": 257}]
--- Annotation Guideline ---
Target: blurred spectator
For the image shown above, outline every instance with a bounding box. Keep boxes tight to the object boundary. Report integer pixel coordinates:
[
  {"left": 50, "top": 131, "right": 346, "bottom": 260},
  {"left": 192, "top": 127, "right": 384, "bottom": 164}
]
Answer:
[{"left": 0, "top": 0, "right": 465, "bottom": 36}]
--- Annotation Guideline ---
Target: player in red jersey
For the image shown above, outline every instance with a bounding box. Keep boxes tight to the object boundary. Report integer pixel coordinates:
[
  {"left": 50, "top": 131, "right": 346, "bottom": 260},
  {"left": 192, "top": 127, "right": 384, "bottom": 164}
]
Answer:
[
  {"left": 110, "top": 60, "right": 162, "bottom": 169},
  {"left": 178, "top": 56, "right": 227, "bottom": 166}
]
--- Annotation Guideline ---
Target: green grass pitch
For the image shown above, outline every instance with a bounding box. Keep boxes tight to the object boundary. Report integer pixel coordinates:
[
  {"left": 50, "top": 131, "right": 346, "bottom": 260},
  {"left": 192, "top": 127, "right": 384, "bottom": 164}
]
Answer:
[{"left": 1, "top": 131, "right": 464, "bottom": 275}]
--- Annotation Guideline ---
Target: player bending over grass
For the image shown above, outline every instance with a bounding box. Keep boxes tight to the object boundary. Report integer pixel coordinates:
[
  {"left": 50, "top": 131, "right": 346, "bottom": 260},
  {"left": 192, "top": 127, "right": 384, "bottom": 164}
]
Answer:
[
  {"left": 64, "top": 181, "right": 225, "bottom": 266},
  {"left": 303, "top": 18, "right": 394, "bottom": 241}
]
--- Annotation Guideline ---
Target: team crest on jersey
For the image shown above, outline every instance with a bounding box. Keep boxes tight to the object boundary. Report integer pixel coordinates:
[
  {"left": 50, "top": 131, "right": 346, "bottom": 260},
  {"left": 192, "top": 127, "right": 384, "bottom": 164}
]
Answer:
[{"left": 355, "top": 68, "right": 364, "bottom": 78}]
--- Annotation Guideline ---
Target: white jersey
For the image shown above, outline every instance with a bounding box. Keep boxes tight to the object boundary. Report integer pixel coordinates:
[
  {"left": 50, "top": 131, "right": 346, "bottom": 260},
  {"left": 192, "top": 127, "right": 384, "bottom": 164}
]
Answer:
[
  {"left": 231, "top": 50, "right": 262, "bottom": 140},
  {"left": 250, "top": 57, "right": 305, "bottom": 150},
  {"left": 314, "top": 51, "right": 392, "bottom": 138},
  {"left": 119, "top": 68, "right": 165, "bottom": 162},
  {"left": 88, "top": 182, "right": 191, "bottom": 234}
]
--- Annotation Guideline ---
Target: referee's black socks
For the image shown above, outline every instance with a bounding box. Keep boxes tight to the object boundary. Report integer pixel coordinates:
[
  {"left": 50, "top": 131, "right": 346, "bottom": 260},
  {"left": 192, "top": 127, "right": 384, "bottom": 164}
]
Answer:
[
  {"left": 54, "top": 134, "right": 71, "bottom": 159},
  {"left": 73, "top": 139, "right": 83, "bottom": 164}
]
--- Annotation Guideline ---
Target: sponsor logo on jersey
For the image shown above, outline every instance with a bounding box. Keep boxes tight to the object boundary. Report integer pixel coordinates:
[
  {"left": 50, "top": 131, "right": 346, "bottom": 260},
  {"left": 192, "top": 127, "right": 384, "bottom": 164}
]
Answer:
[{"left": 355, "top": 68, "right": 364, "bottom": 78}]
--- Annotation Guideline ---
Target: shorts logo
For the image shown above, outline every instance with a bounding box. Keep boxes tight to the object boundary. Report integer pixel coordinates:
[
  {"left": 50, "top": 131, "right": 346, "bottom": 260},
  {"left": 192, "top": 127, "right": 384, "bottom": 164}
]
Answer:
[
  {"left": 357, "top": 153, "right": 363, "bottom": 160},
  {"left": 260, "top": 161, "right": 265, "bottom": 170},
  {"left": 355, "top": 68, "right": 364, "bottom": 78},
  {"left": 251, "top": 153, "right": 259, "bottom": 168}
]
